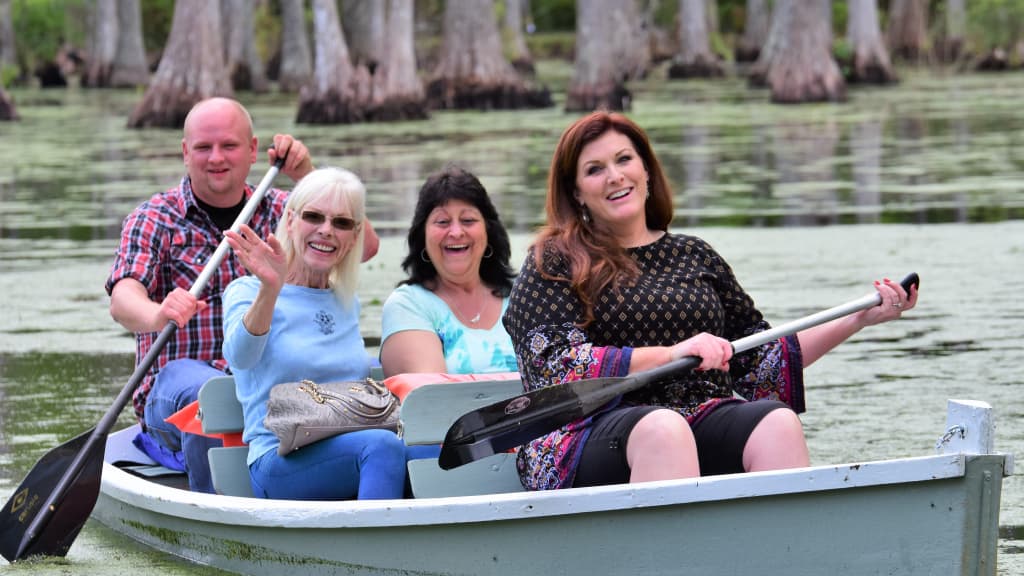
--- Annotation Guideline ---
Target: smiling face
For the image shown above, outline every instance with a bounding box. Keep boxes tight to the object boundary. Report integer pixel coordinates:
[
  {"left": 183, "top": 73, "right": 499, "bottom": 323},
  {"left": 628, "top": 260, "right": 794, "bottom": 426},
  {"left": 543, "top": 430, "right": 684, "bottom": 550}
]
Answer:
[
  {"left": 424, "top": 199, "right": 488, "bottom": 285},
  {"left": 574, "top": 129, "right": 650, "bottom": 240},
  {"left": 286, "top": 195, "right": 358, "bottom": 279},
  {"left": 182, "top": 99, "right": 258, "bottom": 207}
]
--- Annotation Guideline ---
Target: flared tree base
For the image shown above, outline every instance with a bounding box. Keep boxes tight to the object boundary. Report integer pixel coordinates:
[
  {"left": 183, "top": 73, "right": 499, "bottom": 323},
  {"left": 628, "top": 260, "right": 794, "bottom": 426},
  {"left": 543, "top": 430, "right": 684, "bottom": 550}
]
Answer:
[
  {"left": 564, "top": 82, "right": 632, "bottom": 113},
  {"left": 667, "top": 56, "right": 725, "bottom": 79},
  {"left": 127, "top": 90, "right": 205, "bottom": 129},
  {"left": 296, "top": 90, "right": 369, "bottom": 124},
  {"left": 366, "top": 96, "right": 430, "bottom": 122},
  {"left": 426, "top": 78, "right": 552, "bottom": 111}
]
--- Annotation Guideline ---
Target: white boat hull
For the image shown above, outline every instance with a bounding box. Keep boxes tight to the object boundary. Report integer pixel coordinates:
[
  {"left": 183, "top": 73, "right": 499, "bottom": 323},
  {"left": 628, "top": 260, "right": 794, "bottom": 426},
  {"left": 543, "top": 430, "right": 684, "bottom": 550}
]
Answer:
[{"left": 93, "top": 424, "right": 1009, "bottom": 576}]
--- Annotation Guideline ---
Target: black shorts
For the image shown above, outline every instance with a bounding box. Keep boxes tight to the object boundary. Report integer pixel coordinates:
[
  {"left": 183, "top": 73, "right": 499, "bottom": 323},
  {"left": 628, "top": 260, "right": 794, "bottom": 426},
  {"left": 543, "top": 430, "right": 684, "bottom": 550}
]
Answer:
[{"left": 572, "top": 400, "right": 790, "bottom": 487}]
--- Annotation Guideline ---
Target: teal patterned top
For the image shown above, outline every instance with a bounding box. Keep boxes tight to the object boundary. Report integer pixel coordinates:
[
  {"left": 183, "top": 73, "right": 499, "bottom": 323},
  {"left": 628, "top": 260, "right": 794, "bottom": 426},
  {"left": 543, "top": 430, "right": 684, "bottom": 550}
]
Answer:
[{"left": 381, "top": 283, "right": 518, "bottom": 374}]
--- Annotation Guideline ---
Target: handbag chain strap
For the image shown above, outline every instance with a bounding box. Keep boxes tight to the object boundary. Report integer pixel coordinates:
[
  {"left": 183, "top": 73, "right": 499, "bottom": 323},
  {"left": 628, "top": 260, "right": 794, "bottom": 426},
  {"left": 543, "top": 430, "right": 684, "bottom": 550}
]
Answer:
[{"left": 297, "top": 378, "right": 389, "bottom": 404}]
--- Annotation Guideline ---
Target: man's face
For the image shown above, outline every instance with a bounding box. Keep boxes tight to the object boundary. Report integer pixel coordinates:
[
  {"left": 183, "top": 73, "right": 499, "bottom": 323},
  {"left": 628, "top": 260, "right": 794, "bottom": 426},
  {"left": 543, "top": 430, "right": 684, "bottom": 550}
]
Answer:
[{"left": 182, "top": 100, "right": 257, "bottom": 206}]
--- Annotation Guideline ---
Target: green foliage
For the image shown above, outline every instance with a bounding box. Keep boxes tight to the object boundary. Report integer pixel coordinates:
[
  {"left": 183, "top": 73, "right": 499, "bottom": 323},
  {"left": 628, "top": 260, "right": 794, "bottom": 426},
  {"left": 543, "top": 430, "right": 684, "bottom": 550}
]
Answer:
[
  {"left": 140, "top": 0, "right": 175, "bottom": 54},
  {"left": 11, "top": 0, "right": 88, "bottom": 70},
  {"left": 1, "top": 64, "right": 19, "bottom": 87},
  {"left": 530, "top": 0, "right": 575, "bottom": 31},
  {"left": 525, "top": 31, "right": 575, "bottom": 60},
  {"left": 967, "top": 0, "right": 1024, "bottom": 52}
]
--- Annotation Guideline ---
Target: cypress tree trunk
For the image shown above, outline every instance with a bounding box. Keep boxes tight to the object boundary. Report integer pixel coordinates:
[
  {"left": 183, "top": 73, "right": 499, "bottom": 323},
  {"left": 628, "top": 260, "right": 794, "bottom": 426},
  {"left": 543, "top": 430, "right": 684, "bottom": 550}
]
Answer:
[
  {"left": 750, "top": 0, "right": 845, "bottom": 103},
  {"left": 565, "top": 0, "right": 640, "bottom": 111},
  {"left": 296, "top": 0, "right": 373, "bottom": 124},
  {"left": 367, "top": 0, "right": 428, "bottom": 121},
  {"left": 127, "top": 0, "right": 231, "bottom": 128},
  {"left": 342, "top": 0, "right": 385, "bottom": 73},
  {"left": 846, "top": 0, "right": 896, "bottom": 84},
  {"left": 504, "top": 0, "right": 534, "bottom": 75},
  {"left": 85, "top": 0, "right": 118, "bottom": 86},
  {"left": 277, "top": 0, "right": 312, "bottom": 92},
  {"left": 109, "top": 0, "right": 149, "bottom": 87},
  {"left": 736, "top": 0, "right": 769, "bottom": 63},
  {"left": 0, "top": 84, "right": 16, "bottom": 120},
  {"left": 222, "top": 0, "right": 268, "bottom": 92},
  {"left": 427, "top": 0, "right": 551, "bottom": 111},
  {"left": 0, "top": 0, "right": 18, "bottom": 72},
  {"left": 939, "top": 0, "right": 967, "bottom": 62},
  {"left": 668, "top": 0, "right": 724, "bottom": 78},
  {"left": 886, "top": 0, "right": 929, "bottom": 63}
]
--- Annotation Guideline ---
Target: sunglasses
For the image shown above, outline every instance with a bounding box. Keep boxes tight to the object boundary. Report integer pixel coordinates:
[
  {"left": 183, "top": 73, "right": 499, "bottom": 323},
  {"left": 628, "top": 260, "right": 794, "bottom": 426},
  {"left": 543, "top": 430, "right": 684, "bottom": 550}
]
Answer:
[{"left": 299, "top": 210, "right": 358, "bottom": 231}]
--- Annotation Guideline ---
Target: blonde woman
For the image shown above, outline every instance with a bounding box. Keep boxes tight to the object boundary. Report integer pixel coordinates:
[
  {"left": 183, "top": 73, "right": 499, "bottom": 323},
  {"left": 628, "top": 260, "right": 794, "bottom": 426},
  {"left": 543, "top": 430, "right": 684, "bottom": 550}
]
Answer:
[{"left": 222, "top": 167, "right": 404, "bottom": 500}]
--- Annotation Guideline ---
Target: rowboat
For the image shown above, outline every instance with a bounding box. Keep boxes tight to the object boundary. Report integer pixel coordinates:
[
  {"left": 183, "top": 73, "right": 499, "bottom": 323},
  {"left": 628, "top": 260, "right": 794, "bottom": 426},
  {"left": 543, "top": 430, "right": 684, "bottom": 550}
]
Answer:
[{"left": 91, "top": 389, "right": 1013, "bottom": 576}]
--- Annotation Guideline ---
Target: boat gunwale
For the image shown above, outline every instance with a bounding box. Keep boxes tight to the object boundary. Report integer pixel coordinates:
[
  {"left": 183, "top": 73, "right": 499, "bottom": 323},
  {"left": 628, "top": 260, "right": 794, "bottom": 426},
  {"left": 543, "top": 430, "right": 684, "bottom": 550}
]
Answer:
[{"left": 99, "top": 425, "right": 978, "bottom": 529}]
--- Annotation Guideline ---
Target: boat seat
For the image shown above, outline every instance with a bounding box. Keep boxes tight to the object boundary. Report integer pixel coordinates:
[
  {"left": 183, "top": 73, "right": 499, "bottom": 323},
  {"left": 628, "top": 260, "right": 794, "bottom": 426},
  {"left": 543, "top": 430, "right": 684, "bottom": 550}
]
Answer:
[
  {"left": 198, "top": 375, "right": 253, "bottom": 498},
  {"left": 400, "top": 379, "right": 526, "bottom": 498}
]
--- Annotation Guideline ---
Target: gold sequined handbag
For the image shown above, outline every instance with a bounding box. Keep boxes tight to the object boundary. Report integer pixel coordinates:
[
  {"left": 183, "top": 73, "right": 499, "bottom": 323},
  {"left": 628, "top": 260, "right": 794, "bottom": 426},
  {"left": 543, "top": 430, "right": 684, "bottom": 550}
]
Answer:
[{"left": 265, "top": 378, "right": 400, "bottom": 455}]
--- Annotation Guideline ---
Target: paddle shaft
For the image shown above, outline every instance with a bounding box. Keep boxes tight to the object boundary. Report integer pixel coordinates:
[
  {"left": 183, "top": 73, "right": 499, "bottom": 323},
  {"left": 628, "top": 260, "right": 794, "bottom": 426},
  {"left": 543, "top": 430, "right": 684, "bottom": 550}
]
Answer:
[
  {"left": 440, "top": 273, "right": 919, "bottom": 468},
  {"left": 14, "top": 158, "right": 285, "bottom": 560}
]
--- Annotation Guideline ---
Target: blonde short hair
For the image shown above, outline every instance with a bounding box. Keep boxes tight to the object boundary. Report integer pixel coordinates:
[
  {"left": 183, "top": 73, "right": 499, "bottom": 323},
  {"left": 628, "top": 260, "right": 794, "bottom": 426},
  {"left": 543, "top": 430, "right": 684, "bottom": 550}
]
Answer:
[{"left": 277, "top": 167, "right": 366, "bottom": 305}]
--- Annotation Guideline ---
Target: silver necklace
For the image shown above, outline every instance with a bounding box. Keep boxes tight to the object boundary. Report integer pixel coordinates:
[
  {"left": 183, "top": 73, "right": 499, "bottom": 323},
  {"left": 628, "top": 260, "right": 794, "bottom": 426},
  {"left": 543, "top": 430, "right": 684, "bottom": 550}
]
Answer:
[{"left": 441, "top": 287, "right": 484, "bottom": 325}]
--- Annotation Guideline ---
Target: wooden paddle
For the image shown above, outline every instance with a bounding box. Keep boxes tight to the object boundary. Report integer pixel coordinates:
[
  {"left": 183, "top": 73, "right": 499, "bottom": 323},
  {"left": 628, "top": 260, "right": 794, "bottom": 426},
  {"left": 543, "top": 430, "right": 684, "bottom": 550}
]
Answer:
[
  {"left": 0, "top": 156, "right": 287, "bottom": 562},
  {"left": 438, "top": 273, "right": 920, "bottom": 470}
]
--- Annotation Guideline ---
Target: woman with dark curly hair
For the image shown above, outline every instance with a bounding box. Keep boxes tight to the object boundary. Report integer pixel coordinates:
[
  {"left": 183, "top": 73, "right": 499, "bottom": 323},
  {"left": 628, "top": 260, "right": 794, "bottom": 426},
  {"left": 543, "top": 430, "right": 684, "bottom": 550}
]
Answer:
[{"left": 380, "top": 166, "right": 518, "bottom": 376}]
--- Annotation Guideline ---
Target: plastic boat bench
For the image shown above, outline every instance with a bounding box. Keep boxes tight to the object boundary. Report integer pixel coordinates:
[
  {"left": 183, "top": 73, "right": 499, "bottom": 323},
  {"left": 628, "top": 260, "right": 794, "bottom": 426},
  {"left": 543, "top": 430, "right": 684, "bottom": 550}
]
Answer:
[
  {"left": 196, "top": 372, "right": 527, "bottom": 498},
  {"left": 400, "top": 378, "right": 526, "bottom": 498},
  {"left": 197, "top": 375, "right": 253, "bottom": 497}
]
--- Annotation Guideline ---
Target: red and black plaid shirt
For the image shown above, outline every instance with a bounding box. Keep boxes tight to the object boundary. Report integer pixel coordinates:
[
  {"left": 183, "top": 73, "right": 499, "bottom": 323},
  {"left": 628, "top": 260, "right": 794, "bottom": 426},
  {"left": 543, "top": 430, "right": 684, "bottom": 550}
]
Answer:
[{"left": 105, "top": 176, "right": 288, "bottom": 423}]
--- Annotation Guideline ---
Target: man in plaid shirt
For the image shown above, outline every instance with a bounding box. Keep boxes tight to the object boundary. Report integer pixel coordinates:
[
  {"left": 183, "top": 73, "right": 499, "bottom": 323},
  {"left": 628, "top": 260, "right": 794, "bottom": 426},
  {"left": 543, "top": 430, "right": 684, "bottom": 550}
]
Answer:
[{"left": 105, "top": 97, "right": 378, "bottom": 492}]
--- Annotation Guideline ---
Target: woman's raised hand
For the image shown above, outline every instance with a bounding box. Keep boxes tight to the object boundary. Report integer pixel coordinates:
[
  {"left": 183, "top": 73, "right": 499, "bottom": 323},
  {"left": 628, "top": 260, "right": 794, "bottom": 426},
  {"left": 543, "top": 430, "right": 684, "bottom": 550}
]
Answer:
[{"left": 225, "top": 223, "right": 287, "bottom": 292}]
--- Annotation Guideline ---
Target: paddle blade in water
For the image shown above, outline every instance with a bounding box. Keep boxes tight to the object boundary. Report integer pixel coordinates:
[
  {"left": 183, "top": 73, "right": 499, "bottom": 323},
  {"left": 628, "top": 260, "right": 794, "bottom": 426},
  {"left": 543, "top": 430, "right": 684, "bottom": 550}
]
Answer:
[{"left": 0, "top": 429, "right": 104, "bottom": 561}]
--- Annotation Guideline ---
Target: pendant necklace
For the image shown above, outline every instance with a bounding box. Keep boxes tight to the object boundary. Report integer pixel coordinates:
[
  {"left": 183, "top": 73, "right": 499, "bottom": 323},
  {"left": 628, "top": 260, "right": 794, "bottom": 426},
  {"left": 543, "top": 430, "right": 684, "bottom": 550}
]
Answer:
[{"left": 442, "top": 287, "right": 484, "bottom": 325}]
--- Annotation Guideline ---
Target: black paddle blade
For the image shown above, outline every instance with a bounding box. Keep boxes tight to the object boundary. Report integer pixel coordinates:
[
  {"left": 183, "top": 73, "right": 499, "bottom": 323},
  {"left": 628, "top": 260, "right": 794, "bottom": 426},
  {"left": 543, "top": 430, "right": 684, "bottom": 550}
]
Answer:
[
  {"left": 0, "top": 429, "right": 104, "bottom": 562},
  {"left": 437, "top": 366, "right": 685, "bottom": 470}
]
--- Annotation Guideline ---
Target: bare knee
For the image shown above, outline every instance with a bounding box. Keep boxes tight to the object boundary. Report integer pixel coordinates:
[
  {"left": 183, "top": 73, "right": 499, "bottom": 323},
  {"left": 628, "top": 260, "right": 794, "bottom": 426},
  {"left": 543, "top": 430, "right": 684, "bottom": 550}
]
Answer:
[
  {"left": 626, "top": 409, "right": 699, "bottom": 482},
  {"left": 742, "top": 408, "right": 809, "bottom": 472}
]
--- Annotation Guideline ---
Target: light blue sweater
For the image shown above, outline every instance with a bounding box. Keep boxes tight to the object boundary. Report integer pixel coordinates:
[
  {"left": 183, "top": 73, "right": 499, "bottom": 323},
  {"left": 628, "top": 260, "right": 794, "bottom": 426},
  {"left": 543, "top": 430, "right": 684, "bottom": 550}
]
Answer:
[{"left": 223, "top": 276, "right": 370, "bottom": 465}]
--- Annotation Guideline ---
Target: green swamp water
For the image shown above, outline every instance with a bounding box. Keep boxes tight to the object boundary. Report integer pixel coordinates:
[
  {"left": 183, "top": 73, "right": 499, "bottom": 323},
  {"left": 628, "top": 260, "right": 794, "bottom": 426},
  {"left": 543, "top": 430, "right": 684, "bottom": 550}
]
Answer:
[{"left": 0, "top": 67, "right": 1021, "bottom": 574}]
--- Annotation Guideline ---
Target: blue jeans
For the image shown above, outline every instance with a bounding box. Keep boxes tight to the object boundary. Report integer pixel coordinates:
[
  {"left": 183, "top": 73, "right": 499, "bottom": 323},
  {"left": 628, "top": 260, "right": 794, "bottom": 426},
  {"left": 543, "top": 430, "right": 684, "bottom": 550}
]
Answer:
[
  {"left": 249, "top": 429, "right": 407, "bottom": 500},
  {"left": 143, "top": 358, "right": 224, "bottom": 493}
]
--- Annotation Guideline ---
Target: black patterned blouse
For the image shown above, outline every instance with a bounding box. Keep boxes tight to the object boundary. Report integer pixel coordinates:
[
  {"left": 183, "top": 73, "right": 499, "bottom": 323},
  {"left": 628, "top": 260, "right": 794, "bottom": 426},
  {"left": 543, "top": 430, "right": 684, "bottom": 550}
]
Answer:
[{"left": 503, "top": 232, "right": 804, "bottom": 490}]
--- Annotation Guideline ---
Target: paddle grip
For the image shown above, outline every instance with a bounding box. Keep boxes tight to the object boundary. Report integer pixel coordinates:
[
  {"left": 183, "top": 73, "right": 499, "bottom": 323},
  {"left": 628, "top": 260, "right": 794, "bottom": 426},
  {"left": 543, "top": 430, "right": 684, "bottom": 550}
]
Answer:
[{"left": 898, "top": 272, "right": 919, "bottom": 296}]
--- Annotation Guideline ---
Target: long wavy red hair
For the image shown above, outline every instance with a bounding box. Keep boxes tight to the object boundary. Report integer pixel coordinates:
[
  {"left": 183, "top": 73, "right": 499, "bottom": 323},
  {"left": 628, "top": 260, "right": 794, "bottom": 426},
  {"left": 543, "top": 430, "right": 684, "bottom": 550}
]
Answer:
[{"left": 532, "top": 111, "right": 674, "bottom": 327}]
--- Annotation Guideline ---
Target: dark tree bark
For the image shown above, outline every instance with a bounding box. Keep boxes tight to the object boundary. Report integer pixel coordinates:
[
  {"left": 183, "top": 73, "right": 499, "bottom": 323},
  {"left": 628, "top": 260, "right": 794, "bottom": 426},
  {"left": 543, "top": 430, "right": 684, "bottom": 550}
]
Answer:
[
  {"left": 296, "top": 0, "right": 373, "bottom": 124},
  {"left": 668, "top": 0, "right": 724, "bottom": 78},
  {"left": 127, "top": 0, "right": 231, "bottom": 129},
  {"left": 426, "top": 0, "right": 551, "bottom": 110},
  {"left": 0, "top": 83, "right": 16, "bottom": 120},
  {"left": 0, "top": 0, "right": 17, "bottom": 72},
  {"left": 886, "top": 0, "right": 929, "bottom": 62},
  {"left": 366, "top": 0, "right": 428, "bottom": 121},
  {"left": 342, "top": 0, "right": 385, "bottom": 73},
  {"left": 749, "top": 0, "right": 845, "bottom": 104},
  {"left": 110, "top": 0, "right": 149, "bottom": 87},
  {"left": 85, "top": 0, "right": 118, "bottom": 86},
  {"left": 565, "top": 0, "right": 643, "bottom": 112},
  {"left": 277, "top": 0, "right": 313, "bottom": 92},
  {"left": 938, "top": 0, "right": 966, "bottom": 62},
  {"left": 222, "top": 0, "right": 268, "bottom": 92},
  {"left": 736, "top": 0, "right": 769, "bottom": 63},
  {"left": 846, "top": 0, "right": 896, "bottom": 84},
  {"left": 504, "top": 0, "right": 534, "bottom": 74}
]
